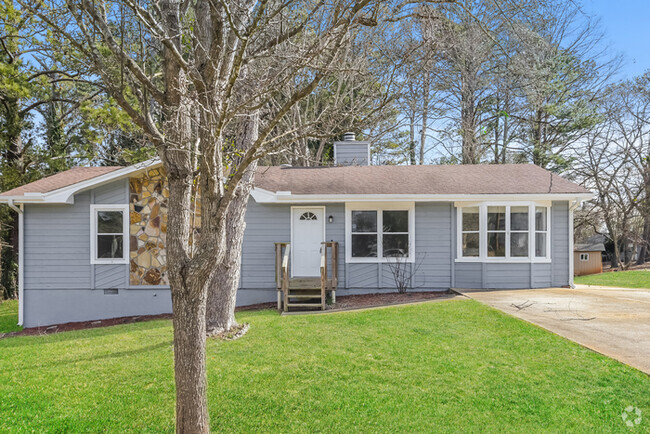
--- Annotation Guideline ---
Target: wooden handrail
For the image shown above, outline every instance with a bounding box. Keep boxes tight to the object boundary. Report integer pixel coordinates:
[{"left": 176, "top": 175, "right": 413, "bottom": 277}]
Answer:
[
  {"left": 275, "top": 242, "right": 290, "bottom": 310},
  {"left": 320, "top": 242, "right": 339, "bottom": 307}
]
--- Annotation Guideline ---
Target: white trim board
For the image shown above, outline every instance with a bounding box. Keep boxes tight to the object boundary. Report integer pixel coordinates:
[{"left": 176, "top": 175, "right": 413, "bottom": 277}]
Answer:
[
  {"left": 0, "top": 158, "right": 161, "bottom": 205},
  {"left": 251, "top": 188, "right": 594, "bottom": 204}
]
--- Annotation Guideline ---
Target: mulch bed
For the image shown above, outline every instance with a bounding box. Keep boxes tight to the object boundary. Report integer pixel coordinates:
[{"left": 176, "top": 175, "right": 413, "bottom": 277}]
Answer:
[
  {"left": 1, "top": 291, "right": 453, "bottom": 338},
  {"left": 329, "top": 291, "right": 452, "bottom": 310}
]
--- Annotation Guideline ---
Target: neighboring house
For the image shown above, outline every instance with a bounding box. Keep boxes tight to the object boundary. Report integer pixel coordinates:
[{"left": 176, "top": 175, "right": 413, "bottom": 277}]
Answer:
[
  {"left": 0, "top": 134, "right": 592, "bottom": 327},
  {"left": 574, "top": 236, "right": 606, "bottom": 276}
]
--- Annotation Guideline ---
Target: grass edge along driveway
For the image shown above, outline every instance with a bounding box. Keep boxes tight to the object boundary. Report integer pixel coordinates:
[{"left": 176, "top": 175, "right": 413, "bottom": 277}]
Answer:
[{"left": 575, "top": 269, "right": 650, "bottom": 289}]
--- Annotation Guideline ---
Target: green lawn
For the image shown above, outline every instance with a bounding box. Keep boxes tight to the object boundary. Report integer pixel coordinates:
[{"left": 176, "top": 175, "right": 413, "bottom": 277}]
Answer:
[
  {"left": 0, "top": 300, "right": 21, "bottom": 334},
  {"left": 0, "top": 300, "right": 648, "bottom": 432},
  {"left": 575, "top": 269, "right": 650, "bottom": 289}
]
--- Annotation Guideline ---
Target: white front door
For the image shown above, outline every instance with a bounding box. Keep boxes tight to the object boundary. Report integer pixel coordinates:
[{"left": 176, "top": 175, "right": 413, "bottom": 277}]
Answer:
[{"left": 292, "top": 207, "right": 325, "bottom": 277}]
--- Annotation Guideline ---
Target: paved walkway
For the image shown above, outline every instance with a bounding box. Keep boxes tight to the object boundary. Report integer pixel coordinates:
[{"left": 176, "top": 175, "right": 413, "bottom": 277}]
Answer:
[{"left": 458, "top": 286, "right": 650, "bottom": 375}]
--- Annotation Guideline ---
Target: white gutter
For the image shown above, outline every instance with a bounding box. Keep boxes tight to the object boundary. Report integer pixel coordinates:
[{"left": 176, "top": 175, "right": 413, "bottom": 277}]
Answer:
[
  {"left": 568, "top": 199, "right": 583, "bottom": 289},
  {"left": 0, "top": 158, "right": 162, "bottom": 205},
  {"left": 251, "top": 188, "right": 595, "bottom": 204},
  {"left": 7, "top": 199, "right": 24, "bottom": 326}
]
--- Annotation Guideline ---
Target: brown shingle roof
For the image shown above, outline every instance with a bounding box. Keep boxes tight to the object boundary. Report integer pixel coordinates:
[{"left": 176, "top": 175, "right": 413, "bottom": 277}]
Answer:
[
  {"left": 0, "top": 166, "right": 123, "bottom": 196},
  {"left": 254, "top": 164, "right": 590, "bottom": 195}
]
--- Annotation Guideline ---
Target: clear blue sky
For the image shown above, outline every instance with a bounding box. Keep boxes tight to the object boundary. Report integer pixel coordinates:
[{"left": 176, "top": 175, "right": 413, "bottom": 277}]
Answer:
[{"left": 586, "top": 0, "right": 650, "bottom": 78}]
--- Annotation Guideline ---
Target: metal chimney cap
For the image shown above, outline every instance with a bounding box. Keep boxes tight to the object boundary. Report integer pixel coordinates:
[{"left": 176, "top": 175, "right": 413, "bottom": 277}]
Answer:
[{"left": 342, "top": 132, "right": 356, "bottom": 141}]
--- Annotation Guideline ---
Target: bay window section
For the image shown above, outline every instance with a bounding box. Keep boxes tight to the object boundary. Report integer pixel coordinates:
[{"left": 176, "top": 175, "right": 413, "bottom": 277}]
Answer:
[
  {"left": 535, "top": 206, "right": 549, "bottom": 258},
  {"left": 487, "top": 206, "right": 506, "bottom": 257},
  {"left": 461, "top": 207, "right": 480, "bottom": 257},
  {"left": 510, "top": 206, "right": 529, "bottom": 257},
  {"left": 457, "top": 203, "right": 551, "bottom": 262}
]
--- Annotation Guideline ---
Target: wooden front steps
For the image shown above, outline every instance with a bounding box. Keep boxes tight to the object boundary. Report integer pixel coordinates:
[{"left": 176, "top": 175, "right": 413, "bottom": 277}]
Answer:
[
  {"left": 286, "top": 279, "right": 323, "bottom": 311},
  {"left": 275, "top": 242, "right": 339, "bottom": 312}
]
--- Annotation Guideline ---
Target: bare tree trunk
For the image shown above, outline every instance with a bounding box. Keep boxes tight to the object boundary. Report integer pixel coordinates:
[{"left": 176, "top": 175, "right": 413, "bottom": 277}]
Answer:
[
  {"left": 419, "top": 73, "right": 429, "bottom": 165},
  {"left": 167, "top": 170, "right": 211, "bottom": 433},
  {"left": 206, "top": 112, "right": 259, "bottom": 334},
  {"left": 409, "top": 114, "right": 416, "bottom": 165},
  {"left": 315, "top": 139, "right": 327, "bottom": 165}
]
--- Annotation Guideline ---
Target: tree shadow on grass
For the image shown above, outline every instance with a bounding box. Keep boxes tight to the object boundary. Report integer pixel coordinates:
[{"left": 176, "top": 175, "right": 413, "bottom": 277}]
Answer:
[
  {"left": 0, "top": 319, "right": 172, "bottom": 349},
  {"left": 5, "top": 340, "right": 174, "bottom": 372}
]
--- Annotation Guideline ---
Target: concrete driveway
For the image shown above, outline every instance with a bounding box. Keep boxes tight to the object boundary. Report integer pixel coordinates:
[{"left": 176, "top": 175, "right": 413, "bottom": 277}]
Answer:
[{"left": 458, "top": 285, "right": 650, "bottom": 374}]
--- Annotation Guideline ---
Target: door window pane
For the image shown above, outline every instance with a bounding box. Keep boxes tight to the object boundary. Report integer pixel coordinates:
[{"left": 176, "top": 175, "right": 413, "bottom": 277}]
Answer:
[
  {"left": 535, "top": 232, "right": 547, "bottom": 257},
  {"left": 511, "top": 232, "right": 528, "bottom": 257},
  {"left": 462, "top": 207, "right": 480, "bottom": 231},
  {"left": 383, "top": 210, "right": 408, "bottom": 233},
  {"left": 351, "top": 234, "right": 377, "bottom": 257},
  {"left": 383, "top": 234, "right": 408, "bottom": 257},
  {"left": 462, "top": 233, "right": 480, "bottom": 257},
  {"left": 488, "top": 232, "right": 506, "bottom": 257},
  {"left": 351, "top": 211, "right": 377, "bottom": 232},
  {"left": 510, "top": 206, "right": 529, "bottom": 231},
  {"left": 487, "top": 206, "right": 506, "bottom": 231},
  {"left": 97, "top": 235, "right": 124, "bottom": 258},
  {"left": 535, "top": 207, "right": 547, "bottom": 231},
  {"left": 97, "top": 211, "right": 123, "bottom": 233}
]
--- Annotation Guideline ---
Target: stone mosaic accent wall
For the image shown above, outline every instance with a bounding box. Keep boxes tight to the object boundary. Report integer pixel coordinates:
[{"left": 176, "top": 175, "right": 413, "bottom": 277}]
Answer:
[{"left": 128, "top": 168, "right": 201, "bottom": 286}]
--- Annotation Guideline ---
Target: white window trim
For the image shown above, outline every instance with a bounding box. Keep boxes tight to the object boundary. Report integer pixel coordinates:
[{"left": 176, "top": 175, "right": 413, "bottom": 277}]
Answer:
[
  {"left": 90, "top": 204, "right": 130, "bottom": 265},
  {"left": 579, "top": 253, "right": 589, "bottom": 261},
  {"left": 345, "top": 202, "right": 415, "bottom": 263},
  {"left": 455, "top": 201, "right": 551, "bottom": 263}
]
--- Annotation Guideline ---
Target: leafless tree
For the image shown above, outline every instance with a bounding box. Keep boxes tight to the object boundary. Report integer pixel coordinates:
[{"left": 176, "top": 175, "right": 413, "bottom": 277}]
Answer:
[
  {"left": 20, "top": 0, "right": 463, "bottom": 430},
  {"left": 576, "top": 85, "right": 646, "bottom": 270}
]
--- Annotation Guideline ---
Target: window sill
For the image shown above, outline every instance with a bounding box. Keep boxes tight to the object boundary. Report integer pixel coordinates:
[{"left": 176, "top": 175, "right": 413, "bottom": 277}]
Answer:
[
  {"left": 347, "top": 258, "right": 416, "bottom": 264},
  {"left": 455, "top": 258, "right": 552, "bottom": 264},
  {"left": 91, "top": 258, "right": 129, "bottom": 265}
]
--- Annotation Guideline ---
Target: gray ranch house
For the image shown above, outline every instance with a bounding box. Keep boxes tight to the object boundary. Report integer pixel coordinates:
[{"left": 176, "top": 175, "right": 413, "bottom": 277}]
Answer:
[{"left": 0, "top": 134, "right": 592, "bottom": 327}]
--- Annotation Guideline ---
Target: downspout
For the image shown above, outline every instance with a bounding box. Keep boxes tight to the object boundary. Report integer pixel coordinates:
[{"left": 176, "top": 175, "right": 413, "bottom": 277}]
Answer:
[
  {"left": 568, "top": 199, "right": 582, "bottom": 289},
  {"left": 7, "top": 199, "right": 24, "bottom": 326}
]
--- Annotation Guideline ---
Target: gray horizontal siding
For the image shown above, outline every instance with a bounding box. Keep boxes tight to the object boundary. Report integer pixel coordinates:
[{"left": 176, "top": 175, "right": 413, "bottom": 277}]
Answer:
[
  {"left": 551, "top": 201, "right": 570, "bottom": 287},
  {"left": 347, "top": 263, "right": 378, "bottom": 288},
  {"left": 532, "top": 263, "right": 552, "bottom": 287},
  {"left": 24, "top": 192, "right": 92, "bottom": 289},
  {"left": 240, "top": 200, "right": 290, "bottom": 289},
  {"left": 455, "top": 262, "right": 482, "bottom": 288},
  {"left": 335, "top": 143, "right": 369, "bottom": 166},
  {"left": 484, "top": 263, "right": 530, "bottom": 289},
  {"left": 94, "top": 178, "right": 128, "bottom": 204},
  {"left": 413, "top": 202, "right": 452, "bottom": 288},
  {"left": 95, "top": 265, "right": 127, "bottom": 288},
  {"left": 23, "top": 179, "right": 130, "bottom": 291}
]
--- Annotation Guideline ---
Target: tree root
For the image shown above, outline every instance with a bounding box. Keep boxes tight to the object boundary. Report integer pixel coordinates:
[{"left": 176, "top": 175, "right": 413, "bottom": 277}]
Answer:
[{"left": 206, "top": 323, "right": 250, "bottom": 340}]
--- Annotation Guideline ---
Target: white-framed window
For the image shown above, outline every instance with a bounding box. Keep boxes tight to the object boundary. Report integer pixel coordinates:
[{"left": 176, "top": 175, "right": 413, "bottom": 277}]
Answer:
[
  {"left": 579, "top": 253, "right": 589, "bottom": 261},
  {"left": 535, "top": 206, "right": 549, "bottom": 258},
  {"left": 90, "top": 204, "right": 129, "bottom": 264},
  {"left": 345, "top": 202, "right": 415, "bottom": 263},
  {"left": 457, "top": 202, "right": 551, "bottom": 262}
]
